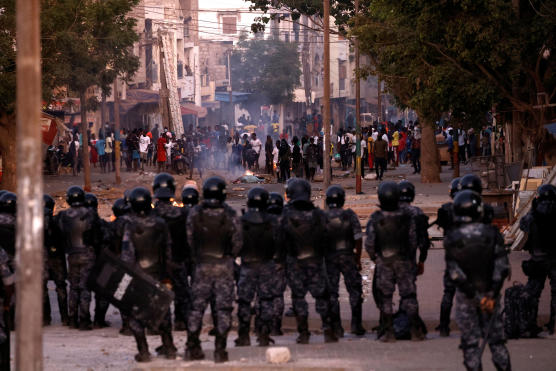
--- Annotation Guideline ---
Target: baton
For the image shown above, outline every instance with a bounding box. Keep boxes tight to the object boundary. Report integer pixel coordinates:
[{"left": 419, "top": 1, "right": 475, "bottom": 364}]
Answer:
[{"left": 478, "top": 298, "right": 500, "bottom": 359}]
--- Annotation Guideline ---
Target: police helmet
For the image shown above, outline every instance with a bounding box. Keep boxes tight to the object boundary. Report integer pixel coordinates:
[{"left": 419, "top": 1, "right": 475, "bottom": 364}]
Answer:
[
  {"left": 326, "top": 185, "right": 345, "bottom": 208},
  {"left": 449, "top": 177, "right": 461, "bottom": 199},
  {"left": 536, "top": 184, "right": 556, "bottom": 202},
  {"left": 0, "top": 192, "right": 17, "bottom": 215},
  {"left": 123, "top": 189, "right": 131, "bottom": 204},
  {"left": 378, "top": 181, "right": 399, "bottom": 211},
  {"left": 453, "top": 190, "right": 483, "bottom": 223},
  {"left": 84, "top": 193, "right": 98, "bottom": 211},
  {"left": 458, "top": 174, "right": 483, "bottom": 195},
  {"left": 247, "top": 187, "right": 269, "bottom": 210},
  {"left": 202, "top": 176, "right": 227, "bottom": 205},
  {"left": 181, "top": 187, "right": 199, "bottom": 208},
  {"left": 267, "top": 192, "right": 284, "bottom": 214},
  {"left": 285, "top": 178, "right": 311, "bottom": 202},
  {"left": 112, "top": 198, "right": 130, "bottom": 217},
  {"left": 44, "top": 194, "right": 55, "bottom": 215},
  {"left": 398, "top": 181, "right": 415, "bottom": 203},
  {"left": 0, "top": 191, "right": 6, "bottom": 200},
  {"left": 129, "top": 187, "right": 152, "bottom": 215},
  {"left": 66, "top": 186, "right": 85, "bottom": 207},
  {"left": 152, "top": 173, "right": 176, "bottom": 200},
  {"left": 533, "top": 184, "right": 556, "bottom": 217}
]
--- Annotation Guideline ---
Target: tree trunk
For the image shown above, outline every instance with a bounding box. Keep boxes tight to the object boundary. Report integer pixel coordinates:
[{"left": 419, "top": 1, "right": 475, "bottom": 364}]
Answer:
[
  {"left": 0, "top": 113, "right": 18, "bottom": 191},
  {"left": 420, "top": 120, "right": 441, "bottom": 183},
  {"left": 80, "top": 92, "right": 91, "bottom": 191}
]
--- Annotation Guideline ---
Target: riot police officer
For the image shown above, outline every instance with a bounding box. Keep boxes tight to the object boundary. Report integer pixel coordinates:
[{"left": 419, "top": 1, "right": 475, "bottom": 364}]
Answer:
[
  {"left": 57, "top": 186, "right": 101, "bottom": 330},
  {"left": 435, "top": 177, "right": 460, "bottom": 336},
  {"left": 324, "top": 185, "right": 365, "bottom": 337},
  {"left": 43, "top": 194, "right": 68, "bottom": 326},
  {"left": 0, "top": 246, "right": 14, "bottom": 370},
  {"left": 84, "top": 193, "right": 111, "bottom": 328},
  {"left": 152, "top": 173, "right": 190, "bottom": 331},
  {"left": 266, "top": 192, "right": 286, "bottom": 335},
  {"left": 0, "top": 192, "right": 17, "bottom": 268},
  {"left": 235, "top": 187, "right": 279, "bottom": 347},
  {"left": 458, "top": 174, "right": 494, "bottom": 223},
  {"left": 280, "top": 178, "right": 338, "bottom": 344},
  {"left": 365, "top": 181, "right": 422, "bottom": 342},
  {"left": 121, "top": 187, "right": 176, "bottom": 362},
  {"left": 520, "top": 184, "right": 556, "bottom": 335},
  {"left": 185, "top": 176, "right": 242, "bottom": 363},
  {"left": 445, "top": 190, "right": 511, "bottom": 371}
]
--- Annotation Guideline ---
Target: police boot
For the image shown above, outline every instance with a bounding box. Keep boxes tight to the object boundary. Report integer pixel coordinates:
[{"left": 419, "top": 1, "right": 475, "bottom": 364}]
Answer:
[
  {"left": 185, "top": 331, "right": 205, "bottom": 361},
  {"left": 465, "top": 366, "right": 483, "bottom": 371},
  {"left": 234, "top": 320, "right": 251, "bottom": 347},
  {"left": 257, "top": 323, "right": 275, "bottom": 347},
  {"left": 330, "top": 313, "right": 344, "bottom": 338},
  {"left": 174, "top": 320, "right": 187, "bottom": 332},
  {"left": 68, "top": 314, "right": 78, "bottom": 329},
  {"left": 271, "top": 317, "right": 284, "bottom": 336},
  {"left": 58, "top": 295, "right": 69, "bottom": 326},
  {"left": 120, "top": 316, "right": 133, "bottom": 336},
  {"left": 435, "top": 307, "right": 451, "bottom": 337},
  {"left": 79, "top": 318, "right": 93, "bottom": 331},
  {"left": 214, "top": 333, "right": 229, "bottom": 363},
  {"left": 410, "top": 315, "right": 425, "bottom": 341},
  {"left": 379, "top": 313, "right": 396, "bottom": 343},
  {"left": 157, "top": 331, "right": 177, "bottom": 359},
  {"left": 93, "top": 300, "right": 110, "bottom": 328},
  {"left": 134, "top": 333, "right": 152, "bottom": 363},
  {"left": 350, "top": 303, "right": 366, "bottom": 336},
  {"left": 296, "top": 316, "right": 310, "bottom": 344},
  {"left": 323, "top": 316, "right": 339, "bottom": 343}
]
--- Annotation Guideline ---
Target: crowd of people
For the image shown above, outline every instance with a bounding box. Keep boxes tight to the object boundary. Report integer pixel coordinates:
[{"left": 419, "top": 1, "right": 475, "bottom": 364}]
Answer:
[{"left": 0, "top": 171, "right": 554, "bottom": 370}]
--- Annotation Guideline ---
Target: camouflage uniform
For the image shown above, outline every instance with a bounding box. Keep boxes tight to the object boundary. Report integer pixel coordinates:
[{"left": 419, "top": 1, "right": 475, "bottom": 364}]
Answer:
[
  {"left": 445, "top": 223, "right": 511, "bottom": 371},
  {"left": 155, "top": 201, "right": 191, "bottom": 329},
  {"left": 57, "top": 206, "right": 101, "bottom": 327},
  {"left": 280, "top": 200, "right": 335, "bottom": 342},
  {"left": 436, "top": 202, "right": 457, "bottom": 332},
  {"left": 365, "top": 209, "right": 418, "bottom": 318},
  {"left": 0, "top": 247, "right": 14, "bottom": 369},
  {"left": 520, "top": 203, "right": 556, "bottom": 334},
  {"left": 0, "top": 212, "right": 16, "bottom": 330},
  {"left": 236, "top": 210, "right": 279, "bottom": 344},
  {"left": 43, "top": 212, "right": 68, "bottom": 325},
  {"left": 121, "top": 212, "right": 175, "bottom": 358},
  {"left": 186, "top": 202, "right": 241, "bottom": 351},
  {"left": 324, "top": 208, "right": 364, "bottom": 334}
]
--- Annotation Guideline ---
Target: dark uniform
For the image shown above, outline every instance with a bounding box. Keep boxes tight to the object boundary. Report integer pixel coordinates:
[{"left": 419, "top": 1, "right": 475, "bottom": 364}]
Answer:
[
  {"left": 445, "top": 190, "right": 511, "bottom": 371},
  {"left": 0, "top": 192, "right": 17, "bottom": 332},
  {"left": 520, "top": 184, "right": 556, "bottom": 335},
  {"left": 324, "top": 185, "right": 365, "bottom": 337},
  {"left": 267, "top": 192, "right": 286, "bottom": 336},
  {"left": 280, "top": 178, "right": 338, "bottom": 344},
  {"left": 43, "top": 194, "right": 68, "bottom": 326},
  {"left": 235, "top": 188, "right": 279, "bottom": 346},
  {"left": 153, "top": 173, "right": 191, "bottom": 331},
  {"left": 365, "top": 181, "right": 421, "bottom": 342},
  {"left": 56, "top": 186, "right": 100, "bottom": 330},
  {"left": 0, "top": 247, "right": 14, "bottom": 371},
  {"left": 185, "top": 177, "right": 242, "bottom": 363},
  {"left": 121, "top": 187, "right": 176, "bottom": 362}
]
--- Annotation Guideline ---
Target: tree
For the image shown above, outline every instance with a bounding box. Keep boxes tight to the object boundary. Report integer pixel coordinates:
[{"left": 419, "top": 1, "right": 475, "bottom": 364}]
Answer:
[
  {"left": 230, "top": 38, "right": 301, "bottom": 121},
  {"left": 0, "top": 0, "right": 139, "bottom": 191}
]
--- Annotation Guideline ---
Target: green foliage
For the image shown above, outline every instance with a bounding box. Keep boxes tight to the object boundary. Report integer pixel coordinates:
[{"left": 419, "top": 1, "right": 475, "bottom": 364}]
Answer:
[
  {"left": 0, "top": 0, "right": 140, "bottom": 113},
  {"left": 231, "top": 38, "right": 301, "bottom": 105}
]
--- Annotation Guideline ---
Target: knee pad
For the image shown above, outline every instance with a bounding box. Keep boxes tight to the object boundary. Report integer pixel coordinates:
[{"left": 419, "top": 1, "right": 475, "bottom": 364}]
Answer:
[{"left": 459, "top": 338, "right": 479, "bottom": 350}]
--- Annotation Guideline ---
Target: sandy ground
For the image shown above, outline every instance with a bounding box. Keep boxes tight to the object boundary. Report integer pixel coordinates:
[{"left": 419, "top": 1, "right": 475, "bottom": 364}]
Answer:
[{"left": 16, "top": 160, "right": 554, "bottom": 370}]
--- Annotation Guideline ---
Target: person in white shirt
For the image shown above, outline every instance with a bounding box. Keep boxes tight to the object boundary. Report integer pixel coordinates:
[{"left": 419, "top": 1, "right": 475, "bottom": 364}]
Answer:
[
  {"left": 139, "top": 130, "right": 151, "bottom": 170},
  {"left": 250, "top": 133, "right": 262, "bottom": 170}
]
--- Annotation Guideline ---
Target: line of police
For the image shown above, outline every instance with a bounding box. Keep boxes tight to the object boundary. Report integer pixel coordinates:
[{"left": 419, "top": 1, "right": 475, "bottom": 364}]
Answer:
[{"left": 0, "top": 173, "right": 554, "bottom": 370}]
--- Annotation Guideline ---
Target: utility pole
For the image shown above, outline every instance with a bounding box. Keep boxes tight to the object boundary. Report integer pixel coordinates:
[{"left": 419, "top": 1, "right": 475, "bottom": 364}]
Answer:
[
  {"left": 16, "top": 0, "right": 44, "bottom": 368},
  {"left": 227, "top": 50, "right": 234, "bottom": 126},
  {"left": 80, "top": 90, "right": 91, "bottom": 192},
  {"left": 323, "top": 0, "right": 332, "bottom": 188},
  {"left": 114, "top": 78, "right": 121, "bottom": 184},
  {"left": 377, "top": 77, "right": 382, "bottom": 122},
  {"left": 355, "top": 0, "right": 362, "bottom": 194}
]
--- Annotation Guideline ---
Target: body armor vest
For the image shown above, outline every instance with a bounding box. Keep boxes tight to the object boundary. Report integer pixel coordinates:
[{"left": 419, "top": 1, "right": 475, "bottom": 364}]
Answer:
[
  {"left": 44, "top": 215, "right": 63, "bottom": 258},
  {"left": 241, "top": 211, "right": 275, "bottom": 263},
  {"left": 437, "top": 203, "right": 454, "bottom": 235},
  {"left": 287, "top": 209, "right": 322, "bottom": 260},
  {"left": 155, "top": 203, "right": 188, "bottom": 262},
  {"left": 375, "top": 212, "right": 410, "bottom": 262},
  {"left": 446, "top": 223, "right": 496, "bottom": 294},
  {"left": 60, "top": 207, "right": 95, "bottom": 254},
  {"left": 527, "top": 214, "right": 554, "bottom": 260},
  {"left": 128, "top": 216, "right": 166, "bottom": 278},
  {"left": 0, "top": 213, "right": 16, "bottom": 259},
  {"left": 193, "top": 207, "right": 233, "bottom": 262},
  {"left": 326, "top": 210, "right": 354, "bottom": 253}
]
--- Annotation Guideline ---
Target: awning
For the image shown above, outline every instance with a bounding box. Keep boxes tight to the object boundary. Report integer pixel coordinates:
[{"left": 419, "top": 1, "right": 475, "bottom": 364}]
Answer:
[
  {"left": 215, "top": 91, "right": 251, "bottom": 103},
  {"left": 181, "top": 103, "right": 207, "bottom": 118}
]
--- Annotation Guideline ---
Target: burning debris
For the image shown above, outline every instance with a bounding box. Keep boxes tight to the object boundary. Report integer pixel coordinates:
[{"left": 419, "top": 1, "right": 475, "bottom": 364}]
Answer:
[{"left": 233, "top": 170, "right": 267, "bottom": 184}]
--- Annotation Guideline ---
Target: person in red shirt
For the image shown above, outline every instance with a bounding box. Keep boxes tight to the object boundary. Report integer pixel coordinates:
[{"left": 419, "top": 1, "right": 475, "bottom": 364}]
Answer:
[{"left": 157, "top": 135, "right": 167, "bottom": 172}]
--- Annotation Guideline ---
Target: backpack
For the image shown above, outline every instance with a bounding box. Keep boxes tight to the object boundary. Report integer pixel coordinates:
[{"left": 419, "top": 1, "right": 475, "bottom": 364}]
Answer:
[{"left": 503, "top": 282, "right": 537, "bottom": 339}]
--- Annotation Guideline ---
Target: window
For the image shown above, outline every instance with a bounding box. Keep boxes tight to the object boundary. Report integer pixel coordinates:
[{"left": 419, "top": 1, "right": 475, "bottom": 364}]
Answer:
[
  {"left": 222, "top": 17, "right": 237, "bottom": 34},
  {"left": 293, "top": 22, "right": 299, "bottom": 42},
  {"left": 339, "top": 61, "right": 347, "bottom": 91}
]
